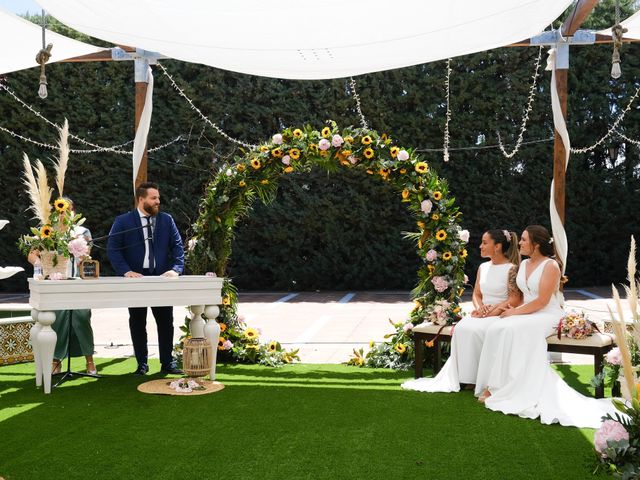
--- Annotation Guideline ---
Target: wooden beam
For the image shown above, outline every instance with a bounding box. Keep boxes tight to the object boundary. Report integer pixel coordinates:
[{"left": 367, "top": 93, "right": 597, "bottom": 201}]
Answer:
[
  {"left": 562, "top": 0, "right": 599, "bottom": 36},
  {"left": 59, "top": 46, "right": 136, "bottom": 63}
]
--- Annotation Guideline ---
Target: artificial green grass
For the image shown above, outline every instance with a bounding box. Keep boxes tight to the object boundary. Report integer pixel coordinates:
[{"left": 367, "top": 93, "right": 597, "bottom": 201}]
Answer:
[{"left": 0, "top": 360, "right": 608, "bottom": 480}]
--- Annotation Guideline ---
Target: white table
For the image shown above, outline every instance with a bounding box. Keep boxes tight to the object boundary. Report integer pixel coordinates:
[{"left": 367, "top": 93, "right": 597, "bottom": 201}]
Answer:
[{"left": 28, "top": 275, "right": 223, "bottom": 393}]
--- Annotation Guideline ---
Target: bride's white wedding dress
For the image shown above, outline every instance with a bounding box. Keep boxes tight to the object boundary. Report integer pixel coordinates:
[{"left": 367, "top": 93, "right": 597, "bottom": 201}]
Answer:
[
  {"left": 402, "top": 261, "right": 514, "bottom": 393},
  {"left": 475, "top": 258, "right": 615, "bottom": 428}
]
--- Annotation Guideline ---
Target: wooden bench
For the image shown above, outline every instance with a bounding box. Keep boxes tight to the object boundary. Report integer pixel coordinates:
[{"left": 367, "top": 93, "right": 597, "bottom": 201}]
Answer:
[
  {"left": 412, "top": 322, "right": 614, "bottom": 398},
  {"left": 0, "top": 303, "right": 34, "bottom": 365}
]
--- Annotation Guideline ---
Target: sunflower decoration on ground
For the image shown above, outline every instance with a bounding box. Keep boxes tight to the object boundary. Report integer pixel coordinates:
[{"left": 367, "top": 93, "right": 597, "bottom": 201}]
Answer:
[
  {"left": 176, "top": 279, "right": 300, "bottom": 367},
  {"left": 189, "top": 121, "right": 467, "bottom": 369}
]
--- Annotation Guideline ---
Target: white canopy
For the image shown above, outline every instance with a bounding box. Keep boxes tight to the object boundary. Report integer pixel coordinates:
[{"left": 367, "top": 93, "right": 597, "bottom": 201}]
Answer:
[
  {"left": 0, "top": 7, "right": 102, "bottom": 75},
  {"left": 599, "top": 10, "right": 640, "bottom": 40},
  {"left": 35, "top": 0, "right": 573, "bottom": 80}
]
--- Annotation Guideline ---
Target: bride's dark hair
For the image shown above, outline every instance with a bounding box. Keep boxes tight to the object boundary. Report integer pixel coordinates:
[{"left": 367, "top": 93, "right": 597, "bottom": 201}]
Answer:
[
  {"left": 487, "top": 229, "right": 520, "bottom": 266},
  {"left": 525, "top": 225, "right": 564, "bottom": 272}
]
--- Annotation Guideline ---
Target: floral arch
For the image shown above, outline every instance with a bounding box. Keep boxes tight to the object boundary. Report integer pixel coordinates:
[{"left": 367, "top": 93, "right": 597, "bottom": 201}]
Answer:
[{"left": 187, "top": 122, "right": 468, "bottom": 367}]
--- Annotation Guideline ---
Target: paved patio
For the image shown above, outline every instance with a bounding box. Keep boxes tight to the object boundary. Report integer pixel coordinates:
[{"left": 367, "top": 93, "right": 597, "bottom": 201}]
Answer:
[{"left": 0, "top": 286, "right": 621, "bottom": 364}]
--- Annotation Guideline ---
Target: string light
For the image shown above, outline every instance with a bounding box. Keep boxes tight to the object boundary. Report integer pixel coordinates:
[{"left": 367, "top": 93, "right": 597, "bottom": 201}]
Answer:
[
  {"left": 443, "top": 58, "right": 452, "bottom": 162},
  {"left": 157, "top": 63, "right": 257, "bottom": 149},
  {"left": 614, "top": 129, "right": 640, "bottom": 147},
  {"left": 496, "top": 46, "right": 544, "bottom": 159},
  {"left": 570, "top": 83, "right": 640, "bottom": 154},
  {"left": 416, "top": 136, "right": 553, "bottom": 153},
  {"left": 0, "top": 123, "right": 183, "bottom": 155},
  {"left": 349, "top": 77, "right": 369, "bottom": 130}
]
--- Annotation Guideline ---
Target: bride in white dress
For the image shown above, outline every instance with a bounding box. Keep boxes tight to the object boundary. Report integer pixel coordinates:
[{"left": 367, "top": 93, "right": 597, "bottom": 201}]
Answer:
[
  {"left": 402, "top": 229, "right": 521, "bottom": 393},
  {"left": 476, "top": 225, "right": 615, "bottom": 428}
]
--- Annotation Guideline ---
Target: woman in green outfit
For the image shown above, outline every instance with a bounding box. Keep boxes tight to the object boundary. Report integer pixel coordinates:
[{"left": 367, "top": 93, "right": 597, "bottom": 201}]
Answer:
[{"left": 28, "top": 198, "right": 96, "bottom": 375}]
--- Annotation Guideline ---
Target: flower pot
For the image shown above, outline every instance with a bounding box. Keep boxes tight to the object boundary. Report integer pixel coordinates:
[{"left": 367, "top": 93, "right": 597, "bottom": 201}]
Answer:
[{"left": 39, "top": 251, "right": 69, "bottom": 279}]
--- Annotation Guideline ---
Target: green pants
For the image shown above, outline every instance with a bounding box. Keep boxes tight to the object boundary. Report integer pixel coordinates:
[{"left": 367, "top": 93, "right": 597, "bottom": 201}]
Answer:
[{"left": 53, "top": 310, "right": 95, "bottom": 359}]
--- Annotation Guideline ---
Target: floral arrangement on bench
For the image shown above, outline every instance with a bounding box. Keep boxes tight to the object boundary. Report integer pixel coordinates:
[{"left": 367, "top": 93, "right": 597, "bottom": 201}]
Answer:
[{"left": 556, "top": 310, "right": 600, "bottom": 339}]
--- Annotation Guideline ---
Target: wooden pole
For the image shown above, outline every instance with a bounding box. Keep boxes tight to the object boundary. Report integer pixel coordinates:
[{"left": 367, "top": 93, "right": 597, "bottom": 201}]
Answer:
[
  {"left": 134, "top": 79, "right": 148, "bottom": 188},
  {"left": 553, "top": 68, "right": 568, "bottom": 224}
]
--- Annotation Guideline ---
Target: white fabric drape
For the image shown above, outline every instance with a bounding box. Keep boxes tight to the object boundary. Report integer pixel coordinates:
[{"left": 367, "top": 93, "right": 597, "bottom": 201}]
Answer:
[
  {"left": 545, "top": 48, "right": 569, "bottom": 275},
  {"left": 34, "top": 0, "right": 573, "bottom": 79},
  {"left": 0, "top": 7, "right": 102, "bottom": 75},
  {"left": 132, "top": 66, "right": 154, "bottom": 194},
  {"left": 599, "top": 9, "right": 640, "bottom": 39}
]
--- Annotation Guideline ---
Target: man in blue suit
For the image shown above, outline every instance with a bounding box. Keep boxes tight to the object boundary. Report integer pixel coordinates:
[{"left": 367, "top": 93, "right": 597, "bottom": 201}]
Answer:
[{"left": 107, "top": 182, "right": 184, "bottom": 375}]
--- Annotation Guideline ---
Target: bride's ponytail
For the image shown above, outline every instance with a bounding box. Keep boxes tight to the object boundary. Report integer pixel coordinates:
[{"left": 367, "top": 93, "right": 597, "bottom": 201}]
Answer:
[{"left": 505, "top": 231, "right": 521, "bottom": 266}]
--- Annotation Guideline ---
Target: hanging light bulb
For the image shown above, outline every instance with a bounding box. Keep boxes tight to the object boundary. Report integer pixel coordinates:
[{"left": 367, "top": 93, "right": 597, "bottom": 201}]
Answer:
[
  {"left": 611, "top": 60, "right": 622, "bottom": 79},
  {"left": 38, "top": 82, "right": 48, "bottom": 99}
]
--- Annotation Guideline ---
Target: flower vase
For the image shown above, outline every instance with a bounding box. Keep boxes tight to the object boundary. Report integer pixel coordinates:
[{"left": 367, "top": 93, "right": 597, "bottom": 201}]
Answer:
[{"left": 39, "top": 251, "right": 69, "bottom": 279}]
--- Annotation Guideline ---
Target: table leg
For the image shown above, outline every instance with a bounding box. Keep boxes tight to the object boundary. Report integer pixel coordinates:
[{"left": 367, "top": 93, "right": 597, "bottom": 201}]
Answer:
[
  {"left": 29, "top": 309, "right": 43, "bottom": 387},
  {"left": 190, "top": 305, "right": 205, "bottom": 338},
  {"left": 35, "top": 310, "right": 57, "bottom": 394},
  {"left": 202, "top": 305, "right": 220, "bottom": 381}
]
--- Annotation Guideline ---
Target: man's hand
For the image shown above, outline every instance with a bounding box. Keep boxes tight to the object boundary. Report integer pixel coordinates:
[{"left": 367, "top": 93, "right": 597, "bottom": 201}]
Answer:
[
  {"left": 125, "top": 271, "right": 143, "bottom": 278},
  {"left": 161, "top": 270, "right": 178, "bottom": 277}
]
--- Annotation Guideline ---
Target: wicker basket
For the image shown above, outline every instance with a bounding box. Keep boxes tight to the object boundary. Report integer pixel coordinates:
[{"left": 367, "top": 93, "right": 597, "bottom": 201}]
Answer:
[
  {"left": 183, "top": 337, "right": 213, "bottom": 378},
  {"left": 39, "top": 251, "right": 69, "bottom": 279}
]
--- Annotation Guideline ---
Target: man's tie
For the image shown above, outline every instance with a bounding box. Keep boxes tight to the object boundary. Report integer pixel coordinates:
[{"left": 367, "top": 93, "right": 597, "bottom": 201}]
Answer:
[{"left": 144, "top": 216, "right": 155, "bottom": 273}]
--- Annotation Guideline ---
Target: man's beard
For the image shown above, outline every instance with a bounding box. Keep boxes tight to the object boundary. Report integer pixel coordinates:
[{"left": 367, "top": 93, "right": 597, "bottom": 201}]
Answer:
[{"left": 143, "top": 203, "right": 159, "bottom": 215}]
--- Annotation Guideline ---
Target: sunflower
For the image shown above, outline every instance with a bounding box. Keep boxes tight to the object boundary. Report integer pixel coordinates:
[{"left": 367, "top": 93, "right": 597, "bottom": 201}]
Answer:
[
  {"left": 309, "top": 143, "right": 318, "bottom": 152},
  {"left": 433, "top": 191, "right": 443, "bottom": 201},
  {"left": 259, "top": 146, "right": 269, "bottom": 153},
  {"left": 341, "top": 150, "right": 352, "bottom": 157},
  {"left": 319, "top": 150, "right": 328, "bottom": 157},
  {"left": 431, "top": 213, "right": 440, "bottom": 221},
  {"left": 363, "top": 148, "right": 374, "bottom": 159},
  {"left": 390, "top": 146, "right": 400, "bottom": 158},
  {"left": 321, "top": 127, "right": 332, "bottom": 138},
  {"left": 340, "top": 159, "right": 350, "bottom": 166},
  {"left": 289, "top": 148, "right": 301, "bottom": 159},
  {"left": 425, "top": 340, "right": 435, "bottom": 348},
  {"left": 344, "top": 136, "right": 354, "bottom": 144},
  {"left": 401, "top": 189, "right": 410, "bottom": 200},
  {"left": 443, "top": 251, "right": 452, "bottom": 261},
  {"left": 268, "top": 341, "right": 278, "bottom": 352},
  {"left": 293, "top": 129, "right": 303, "bottom": 138},
  {"left": 369, "top": 340, "right": 375, "bottom": 348},
  {"left": 453, "top": 306, "right": 461, "bottom": 314},
  {"left": 222, "top": 296, "right": 231, "bottom": 305},
  {"left": 272, "top": 148, "right": 283, "bottom": 158},
  {"left": 379, "top": 168, "right": 390, "bottom": 178},
  {"left": 244, "top": 328, "right": 259, "bottom": 340},
  {"left": 436, "top": 230, "right": 447, "bottom": 241},
  {"left": 219, "top": 323, "right": 227, "bottom": 333},
  {"left": 40, "top": 225, "right": 53, "bottom": 238},
  {"left": 250, "top": 158, "right": 261, "bottom": 170},
  {"left": 460, "top": 249, "right": 468, "bottom": 258},
  {"left": 417, "top": 221, "right": 426, "bottom": 229},
  {"left": 283, "top": 355, "right": 292, "bottom": 363},
  {"left": 236, "top": 164, "right": 246, "bottom": 172},
  {"left": 239, "top": 180, "right": 247, "bottom": 187},
  {"left": 427, "top": 265, "right": 435, "bottom": 274},
  {"left": 414, "top": 162, "right": 428, "bottom": 174},
  {"left": 284, "top": 166, "right": 294, "bottom": 173},
  {"left": 394, "top": 343, "right": 407, "bottom": 354},
  {"left": 260, "top": 179, "right": 269, "bottom": 185},
  {"left": 218, "top": 337, "right": 226, "bottom": 350},
  {"left": 361, "top": 135, "right": 372, "bottom": 145},
  {"left": 399, "top": 168, "right": 407, "bottom": 174},
  {"left": 381, "top": 133, "right": 388, "bottom": 142},
  {"left": 54, "top": 198, "right": 69, "bottom": 213}
]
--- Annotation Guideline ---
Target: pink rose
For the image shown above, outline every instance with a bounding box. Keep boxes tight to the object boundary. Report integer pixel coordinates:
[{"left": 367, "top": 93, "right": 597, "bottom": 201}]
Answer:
[
  {"left": 605, "top": 347, "right": 623, "bottom": 366},
  {"left": 421, "top": 200, "right": 433, "bottom": 214},
  {"left": 272, "top": 134, "right": 283, "bottom": 145},
  {"left": 348, "top": 156, "right": 358, "bottom": 165},
  {"left": 68, "top": 237, "right": 89, "bottom": 258},
  {"left": 331, "top": 135, "right": 344, "bottom": 147},
  {"left": 223, "top": 340, "right": 234, "bottom": 350},
  {"left": 48, "top": 272, "right": 64, "bottom": 281},
  {"left": 403, "top": 323, "right": 414, "bottom": 333},
  {"left": 282, "top": 155, "right": 291, "bottom": 166},
  {"left": 594, "top": 420, "right": 629, "bottom": 455},
  {"left": 426, "top": 249, "right": 437, "bottom": 262},
  {"left": 431, "top": 276, "right": 449, "bottom": 293},
  {"left": 397, "top": 150, "right": 409, "bottom": 161},
  {"left": 318, "top": 139, "right": 331, "bottom": 151},
  {"left": 459, "top": 229, "right": 470, "bottom": 242}
]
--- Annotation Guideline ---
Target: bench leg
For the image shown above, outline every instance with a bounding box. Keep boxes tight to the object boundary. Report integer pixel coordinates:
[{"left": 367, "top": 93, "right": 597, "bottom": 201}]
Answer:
[
  {"left": 433, "top": 338, "right": 442, "bottom": 374},
  {"left": 414, "top": 334, "right": 424, "bottom": 379},
  {"left": 594, "top": 351, "right": 604, "bottom": 399}
]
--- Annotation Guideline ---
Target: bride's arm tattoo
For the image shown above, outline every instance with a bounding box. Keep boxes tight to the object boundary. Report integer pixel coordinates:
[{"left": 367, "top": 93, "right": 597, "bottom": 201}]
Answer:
[{"left": 508, "top": 266, "right": 520, "bottom": 296}]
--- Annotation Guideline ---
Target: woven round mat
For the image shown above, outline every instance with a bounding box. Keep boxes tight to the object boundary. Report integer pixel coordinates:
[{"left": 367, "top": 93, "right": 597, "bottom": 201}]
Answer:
[{"left": 137, "top": 379, "right": 225, "bottom": 396}]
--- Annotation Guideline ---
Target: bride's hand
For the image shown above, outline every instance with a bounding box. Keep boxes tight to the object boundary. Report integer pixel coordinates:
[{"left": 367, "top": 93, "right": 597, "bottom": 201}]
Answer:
[
  {"left": 499, "top": 305, "right": 516, "bottom": 318},
  {"left": 479, "top": 304, "right": 493, "bottom": 317}
]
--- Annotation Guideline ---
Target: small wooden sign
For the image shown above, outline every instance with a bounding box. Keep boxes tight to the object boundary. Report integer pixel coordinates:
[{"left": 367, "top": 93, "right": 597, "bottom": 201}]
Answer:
[{"left": 79, "top": 258, "right": 100, "bottom": 279}]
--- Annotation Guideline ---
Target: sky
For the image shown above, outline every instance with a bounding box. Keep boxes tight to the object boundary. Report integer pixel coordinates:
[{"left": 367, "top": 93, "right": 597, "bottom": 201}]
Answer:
[{"left": 0, "top": 0, "right": 42, "bottom": 15}]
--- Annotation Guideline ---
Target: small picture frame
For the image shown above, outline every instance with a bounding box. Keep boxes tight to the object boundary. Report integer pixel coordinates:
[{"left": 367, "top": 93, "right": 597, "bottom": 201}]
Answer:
[{"left": 79, "top": 258, "right": 100, "bottom": 279}]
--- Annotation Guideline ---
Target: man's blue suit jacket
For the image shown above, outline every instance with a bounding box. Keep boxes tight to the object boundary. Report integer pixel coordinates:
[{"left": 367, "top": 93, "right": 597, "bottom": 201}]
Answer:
[{"left": 107, "top": 210, "right": 184, "bottom": 276}]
